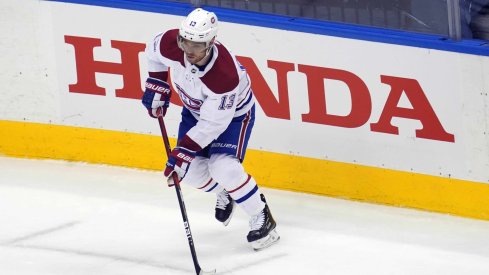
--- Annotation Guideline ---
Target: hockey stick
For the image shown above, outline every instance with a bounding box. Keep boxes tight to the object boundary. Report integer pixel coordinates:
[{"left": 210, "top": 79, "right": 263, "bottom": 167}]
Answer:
[{"left": 157, "top": 115, "right": 216, "bottom": 275}]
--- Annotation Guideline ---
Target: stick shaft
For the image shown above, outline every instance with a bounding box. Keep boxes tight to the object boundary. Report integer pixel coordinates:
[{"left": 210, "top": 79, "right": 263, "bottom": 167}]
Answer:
[{"left": 157, "top": 116, "right": 202, "bottom": 275}]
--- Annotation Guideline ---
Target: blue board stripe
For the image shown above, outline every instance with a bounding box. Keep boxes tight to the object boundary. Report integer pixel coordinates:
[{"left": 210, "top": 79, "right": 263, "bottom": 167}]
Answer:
[{"left": 44, "top": 0, "right": 489, "bottom": 56}]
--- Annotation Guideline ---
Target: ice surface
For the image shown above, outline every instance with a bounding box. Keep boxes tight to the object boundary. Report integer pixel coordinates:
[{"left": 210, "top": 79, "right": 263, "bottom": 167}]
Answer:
[{"left": 1, "top": 156, "right": 489, "bottom": 274}]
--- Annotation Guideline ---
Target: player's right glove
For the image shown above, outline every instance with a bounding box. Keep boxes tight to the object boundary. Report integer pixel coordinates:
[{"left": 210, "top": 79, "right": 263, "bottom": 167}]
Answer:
[{"left": 141, "top": 77, "right": 171, "bottom": 118}]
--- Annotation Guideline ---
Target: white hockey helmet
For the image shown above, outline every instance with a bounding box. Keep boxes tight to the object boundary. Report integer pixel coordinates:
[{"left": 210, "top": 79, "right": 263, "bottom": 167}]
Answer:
[{"left": 179, "top": 8, "right": 218, "bottom": 45}]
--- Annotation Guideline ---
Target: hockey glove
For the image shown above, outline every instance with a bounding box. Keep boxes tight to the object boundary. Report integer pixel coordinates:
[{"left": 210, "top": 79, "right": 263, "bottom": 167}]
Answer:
[
  {"left": 164, "top": 146, "right": 196, "bottom": 186},
  {"left": 141, "top": 77, "right": 171, "bottom": 118}
]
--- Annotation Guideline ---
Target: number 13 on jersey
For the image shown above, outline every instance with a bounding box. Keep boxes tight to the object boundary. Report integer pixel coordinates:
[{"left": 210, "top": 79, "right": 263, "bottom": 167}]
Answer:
[{"left": 219, "top": 94, "right": 236, "bottom": 110}]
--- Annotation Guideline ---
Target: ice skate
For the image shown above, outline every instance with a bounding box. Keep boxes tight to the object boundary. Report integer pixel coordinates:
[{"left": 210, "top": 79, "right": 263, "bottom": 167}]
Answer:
[
  {"left": 247, "top": 194, "right": 280, "bottom": 251},
  {"left": 215, "top": 190, "right": 234, "bottom": 226}
]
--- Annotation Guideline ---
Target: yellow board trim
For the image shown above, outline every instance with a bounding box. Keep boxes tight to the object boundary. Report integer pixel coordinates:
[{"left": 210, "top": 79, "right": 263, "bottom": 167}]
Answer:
[{"left": 1, "top": 119, "right": 489, "bottom": 221}]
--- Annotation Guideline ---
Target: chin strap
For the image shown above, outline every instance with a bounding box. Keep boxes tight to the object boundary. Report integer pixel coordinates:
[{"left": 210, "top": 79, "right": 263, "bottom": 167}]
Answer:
[{"left": 204, "top": 42, "right": 214, "bottom": 57}]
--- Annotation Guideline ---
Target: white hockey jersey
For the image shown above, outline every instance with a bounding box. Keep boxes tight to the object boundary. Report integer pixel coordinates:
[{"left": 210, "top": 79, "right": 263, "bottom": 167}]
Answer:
[{"left": 146, "top": 29, "right": 254, "bottom": 150}]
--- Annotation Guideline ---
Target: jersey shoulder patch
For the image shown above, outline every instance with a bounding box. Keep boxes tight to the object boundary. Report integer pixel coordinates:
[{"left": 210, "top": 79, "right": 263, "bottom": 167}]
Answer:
[
  {"left": 201, "top": 43, "right": 239, "bottom": 94},
  {"left": 160, "top": 29, "right": 184, "bottom": 66}
]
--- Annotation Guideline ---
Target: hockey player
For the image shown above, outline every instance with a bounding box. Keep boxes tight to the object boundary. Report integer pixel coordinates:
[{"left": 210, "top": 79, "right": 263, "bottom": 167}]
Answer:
[{"left": 142, "top": 8, "right": 279, "bottom": 250}]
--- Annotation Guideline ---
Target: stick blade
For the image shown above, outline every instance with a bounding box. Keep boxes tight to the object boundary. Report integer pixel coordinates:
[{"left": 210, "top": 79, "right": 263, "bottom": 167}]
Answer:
[{"left": 199, "top": 268, "right": 217, "bottom": 274}]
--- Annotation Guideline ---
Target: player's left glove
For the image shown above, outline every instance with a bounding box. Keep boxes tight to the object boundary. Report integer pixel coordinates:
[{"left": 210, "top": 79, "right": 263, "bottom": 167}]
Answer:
[
  {"left": 164, "top": 146, "right": 196, "bottom": 186},
  {"left": 141, "top": 77, "right": 171, "bottom": 118}
]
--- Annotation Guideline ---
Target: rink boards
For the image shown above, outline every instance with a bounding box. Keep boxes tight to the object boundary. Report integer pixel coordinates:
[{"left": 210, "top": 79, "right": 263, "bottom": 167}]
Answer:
[{"left": 1, "top": 0, "right": 489, "bottom": 220}]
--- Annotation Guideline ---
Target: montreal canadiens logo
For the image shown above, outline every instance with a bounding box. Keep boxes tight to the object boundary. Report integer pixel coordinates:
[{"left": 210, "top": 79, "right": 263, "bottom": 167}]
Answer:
[{"left": 175, "top": 83, "right": 203, "bottom": 110}]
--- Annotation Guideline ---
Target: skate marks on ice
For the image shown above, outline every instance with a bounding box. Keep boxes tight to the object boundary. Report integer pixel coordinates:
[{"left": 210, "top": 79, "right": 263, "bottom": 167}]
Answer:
[
  {"left": 0, "top": 220, "right": 191, "bottom": 273},
  {"left": 1, "top": 221, "right": 81, "bottom": 246},
  {"left": 7, "top": 244, "right": 190, "bottom": 273},
  {"left": 216, "top": 252, "right": 287, "bottom": 274}
]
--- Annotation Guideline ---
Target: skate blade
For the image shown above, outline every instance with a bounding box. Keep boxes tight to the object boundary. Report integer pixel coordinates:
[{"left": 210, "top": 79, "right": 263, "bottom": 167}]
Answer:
[{"left": 251, "top": 229, "right": 280, "bottom": 251}]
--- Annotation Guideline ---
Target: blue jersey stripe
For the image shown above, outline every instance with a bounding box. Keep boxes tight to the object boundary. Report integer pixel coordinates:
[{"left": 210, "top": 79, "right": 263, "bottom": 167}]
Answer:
[{"left": 236, "top": 91, "right": 253, "bottom": 112}]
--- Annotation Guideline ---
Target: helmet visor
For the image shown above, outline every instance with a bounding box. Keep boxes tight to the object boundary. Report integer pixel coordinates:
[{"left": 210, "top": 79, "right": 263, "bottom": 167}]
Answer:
[{"left": 178, "top": 35, "right": 208, "bottom": 53}]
